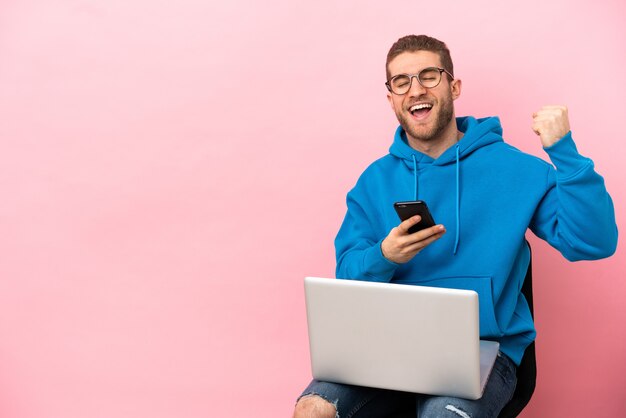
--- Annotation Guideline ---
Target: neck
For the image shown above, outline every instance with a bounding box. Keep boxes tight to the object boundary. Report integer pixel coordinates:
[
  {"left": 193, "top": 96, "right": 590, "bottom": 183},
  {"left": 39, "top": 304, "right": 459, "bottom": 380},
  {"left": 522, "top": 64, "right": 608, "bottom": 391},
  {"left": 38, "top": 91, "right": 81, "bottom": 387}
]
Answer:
[{"left": 407, "top": 123, "right": 463, "bottom": 159}]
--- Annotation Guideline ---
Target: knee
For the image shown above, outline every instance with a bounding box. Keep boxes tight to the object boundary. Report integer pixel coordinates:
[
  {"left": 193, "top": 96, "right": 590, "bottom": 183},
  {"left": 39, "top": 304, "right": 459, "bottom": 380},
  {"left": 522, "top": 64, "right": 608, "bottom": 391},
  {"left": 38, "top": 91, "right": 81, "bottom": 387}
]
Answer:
[
  {"left": 420, "top": 398, "right": 474, "bottom": 418},
  {"left": 293, "top": 394, "right": 337, "bottom": 418}
]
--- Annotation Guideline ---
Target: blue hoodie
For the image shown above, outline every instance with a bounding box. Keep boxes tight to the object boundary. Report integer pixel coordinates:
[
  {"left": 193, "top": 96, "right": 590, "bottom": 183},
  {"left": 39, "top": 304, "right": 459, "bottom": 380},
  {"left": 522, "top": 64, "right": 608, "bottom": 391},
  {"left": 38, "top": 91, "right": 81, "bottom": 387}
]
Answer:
[{"left": 335, "top": 116, "right": 618, "bottom": 365}]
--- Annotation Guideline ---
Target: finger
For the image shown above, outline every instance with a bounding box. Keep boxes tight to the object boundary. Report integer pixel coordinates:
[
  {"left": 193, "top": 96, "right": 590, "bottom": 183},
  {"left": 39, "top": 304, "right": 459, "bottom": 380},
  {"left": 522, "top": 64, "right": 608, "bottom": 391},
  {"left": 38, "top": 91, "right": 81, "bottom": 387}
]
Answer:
[
  {"left": 532, "top": 118, "right": 555, "bottom": 128},
  {"left": 533, "top": 115, "right": 558, "bottom": 121},
  {"left": 404, "top": 229, "right": 446, "bottom": 253},
  {"left": 403, "top": 224, "right": 446, "bottom": 244},
  {"left": 533, "top": 108, "right": 567, "bottom": 119},
  {"left": 533, "top": 112, "right": 561, "bottom": 122},
  {"left": 535, "top": 108, "right": 564, "bottom": 116},
  {"left": 535, "top": 105, "right": 567, "bottom": 112},
  {"left": 398, "top": 215, "right": 422, "bottom": 235},
  {"left": 532, "top": 117, "right": 561, "bottom": 130}
]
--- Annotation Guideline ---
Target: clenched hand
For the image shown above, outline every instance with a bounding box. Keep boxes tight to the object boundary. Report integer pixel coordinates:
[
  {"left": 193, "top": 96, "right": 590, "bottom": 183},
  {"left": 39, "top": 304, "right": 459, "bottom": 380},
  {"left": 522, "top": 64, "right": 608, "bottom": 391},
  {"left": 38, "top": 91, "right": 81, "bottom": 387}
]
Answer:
[{"left": 532, "top": 105, "right": 571, "bottom": 148}]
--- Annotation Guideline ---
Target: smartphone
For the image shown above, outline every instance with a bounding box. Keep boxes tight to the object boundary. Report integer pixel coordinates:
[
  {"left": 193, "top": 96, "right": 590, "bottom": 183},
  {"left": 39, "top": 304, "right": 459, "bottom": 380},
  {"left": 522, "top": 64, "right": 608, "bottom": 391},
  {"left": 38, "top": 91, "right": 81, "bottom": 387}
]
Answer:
[{"left": 393, "top": 201, "right": 436, "bottom": 234}]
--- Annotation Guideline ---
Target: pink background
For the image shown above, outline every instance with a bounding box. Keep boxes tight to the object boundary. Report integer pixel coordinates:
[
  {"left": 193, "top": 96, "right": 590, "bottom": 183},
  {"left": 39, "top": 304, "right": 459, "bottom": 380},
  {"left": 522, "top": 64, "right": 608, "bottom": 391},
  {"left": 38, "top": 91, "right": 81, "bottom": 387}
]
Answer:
[{"left": 1, "top": 1, "right": 624, "bottom": 417}]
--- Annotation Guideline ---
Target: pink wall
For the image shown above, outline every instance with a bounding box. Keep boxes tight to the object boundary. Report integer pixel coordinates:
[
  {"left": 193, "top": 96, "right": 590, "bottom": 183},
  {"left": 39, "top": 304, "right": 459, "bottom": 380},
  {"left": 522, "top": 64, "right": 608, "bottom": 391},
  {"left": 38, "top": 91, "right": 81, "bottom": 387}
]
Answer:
[{"left": 0, "top": 1, "right": 624, "bottom": 417}]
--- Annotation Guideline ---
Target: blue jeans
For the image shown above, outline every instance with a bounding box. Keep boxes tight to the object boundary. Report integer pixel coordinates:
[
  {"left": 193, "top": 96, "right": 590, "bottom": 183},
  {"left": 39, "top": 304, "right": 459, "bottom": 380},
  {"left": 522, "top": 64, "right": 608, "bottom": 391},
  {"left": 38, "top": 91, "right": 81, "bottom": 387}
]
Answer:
[{"left": 298, "top": 352, "right": 517, "bottom": 418}]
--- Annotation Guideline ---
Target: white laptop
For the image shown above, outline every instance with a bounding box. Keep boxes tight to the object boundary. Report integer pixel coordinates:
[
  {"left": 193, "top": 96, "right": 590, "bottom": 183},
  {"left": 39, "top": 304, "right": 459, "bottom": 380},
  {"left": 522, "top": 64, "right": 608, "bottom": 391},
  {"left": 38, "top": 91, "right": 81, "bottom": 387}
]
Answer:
[{"left": 304, "top": 276, "right": 500, "bottom": 400}]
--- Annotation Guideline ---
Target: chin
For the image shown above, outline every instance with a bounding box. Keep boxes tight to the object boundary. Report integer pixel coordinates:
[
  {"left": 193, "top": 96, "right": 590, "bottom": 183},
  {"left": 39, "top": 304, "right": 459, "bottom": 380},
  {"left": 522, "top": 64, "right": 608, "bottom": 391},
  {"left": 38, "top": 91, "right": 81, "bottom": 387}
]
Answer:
[
  {"left": 402, "top": 108, "right": 454, "bottom": 144},
  {"left": 403, "top": 123, "right": 439, "bottom": 142}
]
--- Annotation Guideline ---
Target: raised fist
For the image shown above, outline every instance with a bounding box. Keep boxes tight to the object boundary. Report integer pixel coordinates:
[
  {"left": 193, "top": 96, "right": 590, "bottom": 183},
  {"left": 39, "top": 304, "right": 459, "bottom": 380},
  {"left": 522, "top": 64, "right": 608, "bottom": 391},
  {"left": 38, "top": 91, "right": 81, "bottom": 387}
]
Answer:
[{"left": 532, "top": 105, "right": 571, "bottom": 147}]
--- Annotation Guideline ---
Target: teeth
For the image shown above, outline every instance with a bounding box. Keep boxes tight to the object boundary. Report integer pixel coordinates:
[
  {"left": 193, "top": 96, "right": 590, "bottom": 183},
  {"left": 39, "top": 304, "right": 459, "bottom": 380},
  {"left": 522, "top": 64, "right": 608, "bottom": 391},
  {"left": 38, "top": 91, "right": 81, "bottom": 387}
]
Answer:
[{"left": 410, "top": 103, "right": 433, "bottom": 112}]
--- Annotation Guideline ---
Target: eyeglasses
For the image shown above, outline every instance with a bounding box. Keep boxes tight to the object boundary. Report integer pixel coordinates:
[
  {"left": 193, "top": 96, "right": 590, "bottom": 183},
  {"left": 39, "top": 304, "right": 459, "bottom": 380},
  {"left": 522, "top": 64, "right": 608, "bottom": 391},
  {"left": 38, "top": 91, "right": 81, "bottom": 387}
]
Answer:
[{"left": 385, "top": 67, "right": 454, "bottom": 95}]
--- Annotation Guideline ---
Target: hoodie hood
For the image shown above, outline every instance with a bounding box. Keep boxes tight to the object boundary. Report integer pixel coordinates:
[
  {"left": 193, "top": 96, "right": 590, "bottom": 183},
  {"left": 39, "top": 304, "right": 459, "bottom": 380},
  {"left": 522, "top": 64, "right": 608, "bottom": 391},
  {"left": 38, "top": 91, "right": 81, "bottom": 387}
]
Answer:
[
  {"left": 389, "top": 116, "right": 504, "bottom": 168},
  {"left": 388, "top": 116, "right": 504, "bottom": 254}
]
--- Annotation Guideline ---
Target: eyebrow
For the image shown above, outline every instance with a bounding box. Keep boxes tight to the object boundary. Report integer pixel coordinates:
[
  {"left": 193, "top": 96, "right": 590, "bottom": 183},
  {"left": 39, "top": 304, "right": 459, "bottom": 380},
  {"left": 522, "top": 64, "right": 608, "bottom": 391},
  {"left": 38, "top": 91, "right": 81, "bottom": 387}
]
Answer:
[{"left": 390, "top": 66, "right": 440, "bottom": 76}]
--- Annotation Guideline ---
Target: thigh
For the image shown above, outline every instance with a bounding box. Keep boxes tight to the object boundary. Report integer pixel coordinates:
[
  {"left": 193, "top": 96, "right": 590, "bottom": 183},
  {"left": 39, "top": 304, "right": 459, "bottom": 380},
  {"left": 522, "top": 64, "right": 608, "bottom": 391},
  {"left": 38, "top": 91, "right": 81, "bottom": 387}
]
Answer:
[
  {"left": 417, "top": 353, "right": 518, "bottom": 418},
  {"left": 298, "top": 379, "right": 415, "bottom": 418}
]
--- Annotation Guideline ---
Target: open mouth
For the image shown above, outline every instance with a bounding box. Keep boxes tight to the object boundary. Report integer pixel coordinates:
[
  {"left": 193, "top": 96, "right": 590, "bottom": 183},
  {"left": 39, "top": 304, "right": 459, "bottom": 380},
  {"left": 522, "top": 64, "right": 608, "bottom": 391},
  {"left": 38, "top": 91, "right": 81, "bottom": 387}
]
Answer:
[{"left": 409, "top": 103, "right": 433, "bottom": 120}]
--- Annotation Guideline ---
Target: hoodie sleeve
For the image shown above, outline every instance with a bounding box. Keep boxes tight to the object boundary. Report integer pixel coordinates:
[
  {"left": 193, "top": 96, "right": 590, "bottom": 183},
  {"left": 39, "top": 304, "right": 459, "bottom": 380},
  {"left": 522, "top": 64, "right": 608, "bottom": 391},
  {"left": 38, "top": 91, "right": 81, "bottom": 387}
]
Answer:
[
  {"left": 334, "top": 184, "right": 400, "bottom": 282},
  {"left": 530, "top": 132, "right": 618, "bottom": 261}
]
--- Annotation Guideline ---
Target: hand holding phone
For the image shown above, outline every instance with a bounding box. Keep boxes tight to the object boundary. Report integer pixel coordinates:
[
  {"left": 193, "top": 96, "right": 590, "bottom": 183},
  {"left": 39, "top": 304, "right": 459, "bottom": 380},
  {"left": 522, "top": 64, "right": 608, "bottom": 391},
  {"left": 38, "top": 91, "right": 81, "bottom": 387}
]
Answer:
[{"left": 382, "top": 200, "right": 444, "bottom": 264}]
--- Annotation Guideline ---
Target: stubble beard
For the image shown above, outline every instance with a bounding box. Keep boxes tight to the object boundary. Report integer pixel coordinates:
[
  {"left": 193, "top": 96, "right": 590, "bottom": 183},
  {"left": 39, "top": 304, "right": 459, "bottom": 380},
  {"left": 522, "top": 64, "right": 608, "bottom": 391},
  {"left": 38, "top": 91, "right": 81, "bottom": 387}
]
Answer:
[{"left": 397, "top": 93, "right": 454, "bottom": 143}]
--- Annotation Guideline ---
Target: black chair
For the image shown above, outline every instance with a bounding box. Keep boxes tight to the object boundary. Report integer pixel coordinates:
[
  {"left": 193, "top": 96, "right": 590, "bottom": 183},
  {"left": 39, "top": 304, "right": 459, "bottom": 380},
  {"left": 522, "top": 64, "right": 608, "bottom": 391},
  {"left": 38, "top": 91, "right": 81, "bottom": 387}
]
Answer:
[
  {"left": 498, "top": 242, "right": 537, "bottom": 417},
  {"left": 391, "top": 243, "right": 537, "bottom": 418}
]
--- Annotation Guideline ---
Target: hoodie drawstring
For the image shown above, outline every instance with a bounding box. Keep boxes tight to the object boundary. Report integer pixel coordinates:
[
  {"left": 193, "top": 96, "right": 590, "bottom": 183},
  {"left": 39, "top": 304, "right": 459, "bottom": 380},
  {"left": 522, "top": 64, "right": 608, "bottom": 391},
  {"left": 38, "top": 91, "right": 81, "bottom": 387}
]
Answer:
[
  {"left": 412, "top": 154, "right": 418, "bottom": 201},
  {"left": 453, "top": 144, "right": 460, "bottom": 254},
  {"left": 412, "top": 148, "right": 460, "bottom": 254}
]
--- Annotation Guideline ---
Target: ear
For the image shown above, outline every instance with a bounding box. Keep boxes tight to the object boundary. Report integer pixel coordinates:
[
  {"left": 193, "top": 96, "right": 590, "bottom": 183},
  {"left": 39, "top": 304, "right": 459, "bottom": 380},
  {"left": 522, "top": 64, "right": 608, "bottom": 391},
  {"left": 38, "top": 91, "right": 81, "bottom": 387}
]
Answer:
[
  {"left": 387, "top": 91, "right": 394, "bottom": 109},
  {"left": 451, "top": 78, "right": 462, "bottom": 101}
]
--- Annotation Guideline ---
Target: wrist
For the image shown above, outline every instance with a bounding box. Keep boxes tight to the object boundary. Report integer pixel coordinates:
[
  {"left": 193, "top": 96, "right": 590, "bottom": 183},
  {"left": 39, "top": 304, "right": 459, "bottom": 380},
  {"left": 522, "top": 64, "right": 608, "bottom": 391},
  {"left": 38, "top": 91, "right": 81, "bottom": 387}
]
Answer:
[{"left": 377, "top": 239, "right": 400, "bottom": 266}]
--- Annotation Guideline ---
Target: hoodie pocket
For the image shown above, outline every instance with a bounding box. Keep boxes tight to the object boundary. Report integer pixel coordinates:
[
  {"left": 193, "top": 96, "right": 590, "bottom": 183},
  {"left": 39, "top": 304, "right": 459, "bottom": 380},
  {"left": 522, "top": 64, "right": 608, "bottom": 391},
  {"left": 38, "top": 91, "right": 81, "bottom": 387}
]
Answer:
[{"left": 419, "top": 276, "right": 503, "bottom": 338}]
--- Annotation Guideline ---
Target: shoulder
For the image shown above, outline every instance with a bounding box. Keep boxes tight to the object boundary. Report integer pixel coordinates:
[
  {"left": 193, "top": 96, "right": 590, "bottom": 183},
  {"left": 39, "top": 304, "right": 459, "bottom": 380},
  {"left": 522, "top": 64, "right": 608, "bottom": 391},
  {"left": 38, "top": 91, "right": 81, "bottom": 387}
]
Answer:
[
  {"left": 486, "top": 142, "right": 552, "bottom": 171},
  {"left": 347, "top": 154, "right": 403, "bottom": 201},
  {"left": 467, "top": 142, "right": 553, "bottom": 188},
  {"left": 357, "top": 153, "right": 399, "bottom": 180}
]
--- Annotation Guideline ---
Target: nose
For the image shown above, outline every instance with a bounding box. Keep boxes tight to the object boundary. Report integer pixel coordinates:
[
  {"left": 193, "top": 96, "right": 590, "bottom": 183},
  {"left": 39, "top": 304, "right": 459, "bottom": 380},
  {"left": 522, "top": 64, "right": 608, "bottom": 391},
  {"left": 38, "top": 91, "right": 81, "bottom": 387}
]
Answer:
[{"left": 407, "top": 75, "right": 427, "bottom": 97}]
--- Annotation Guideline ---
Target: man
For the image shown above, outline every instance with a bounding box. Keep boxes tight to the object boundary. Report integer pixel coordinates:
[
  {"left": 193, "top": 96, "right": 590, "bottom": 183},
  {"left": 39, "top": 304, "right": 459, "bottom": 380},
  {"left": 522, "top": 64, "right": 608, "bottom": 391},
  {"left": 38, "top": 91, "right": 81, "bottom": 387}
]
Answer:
[{"left": 293, "top": 35, "right": 618, "bottom": 418}]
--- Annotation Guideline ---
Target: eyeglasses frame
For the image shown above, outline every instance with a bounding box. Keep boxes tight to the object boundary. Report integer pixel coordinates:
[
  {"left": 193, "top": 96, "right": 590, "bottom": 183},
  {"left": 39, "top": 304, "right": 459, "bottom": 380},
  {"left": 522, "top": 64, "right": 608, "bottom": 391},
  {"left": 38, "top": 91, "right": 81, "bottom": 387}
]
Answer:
[{"left": 385, "top": 67, "right": 455, "bottom": 95}]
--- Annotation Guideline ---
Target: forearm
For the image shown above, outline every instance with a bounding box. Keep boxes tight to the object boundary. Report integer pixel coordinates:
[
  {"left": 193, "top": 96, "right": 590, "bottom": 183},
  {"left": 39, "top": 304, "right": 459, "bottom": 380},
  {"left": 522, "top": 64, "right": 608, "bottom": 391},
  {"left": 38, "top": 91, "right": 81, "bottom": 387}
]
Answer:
[
  {"left": 532, "top": 133, "right": 618, "bottom": 260},
  {"left": 336, "top": 240, "right": 398, "bottom": 282}
]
